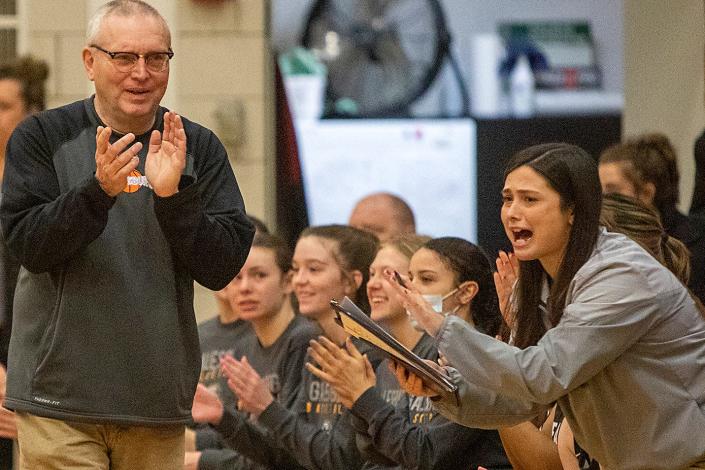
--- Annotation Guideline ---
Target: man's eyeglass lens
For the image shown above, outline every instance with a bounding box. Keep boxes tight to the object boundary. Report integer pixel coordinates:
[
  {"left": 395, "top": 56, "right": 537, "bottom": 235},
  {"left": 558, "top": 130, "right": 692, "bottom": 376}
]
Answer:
[{"left": 91, "top": 45, "right": 173, "bottom": 72}]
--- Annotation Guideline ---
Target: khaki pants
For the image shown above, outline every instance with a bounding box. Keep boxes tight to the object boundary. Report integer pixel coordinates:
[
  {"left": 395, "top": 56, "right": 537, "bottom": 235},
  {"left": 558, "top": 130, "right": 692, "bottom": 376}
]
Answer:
[{"left": 16, "top": 412, "right": 184, "bottom": 470}]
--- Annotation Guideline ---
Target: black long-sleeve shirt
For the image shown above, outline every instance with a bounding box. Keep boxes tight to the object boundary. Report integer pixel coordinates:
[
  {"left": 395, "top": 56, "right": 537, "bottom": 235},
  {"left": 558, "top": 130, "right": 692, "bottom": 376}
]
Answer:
[
  {"left": 0, "top": 97, "right": 254, "bottom": 425},
  {"left": 0, "top": 194, "right": 19, "bottom": 366},
  {"left": 692, "top": 130, "right": 705, "bottom": 215}
]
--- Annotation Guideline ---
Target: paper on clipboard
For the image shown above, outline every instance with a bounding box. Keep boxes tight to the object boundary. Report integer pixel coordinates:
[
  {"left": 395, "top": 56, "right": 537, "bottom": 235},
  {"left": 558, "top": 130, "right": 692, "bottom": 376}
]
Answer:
[{"left": 330, "top": 297, "right": 457, "bottom": 394}]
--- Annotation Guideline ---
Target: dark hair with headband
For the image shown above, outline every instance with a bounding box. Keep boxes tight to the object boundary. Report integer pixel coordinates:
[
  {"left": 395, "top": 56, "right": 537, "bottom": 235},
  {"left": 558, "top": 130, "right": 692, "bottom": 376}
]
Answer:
[{"left": 505, "top": 143, "right": 602, "bottom": 349}]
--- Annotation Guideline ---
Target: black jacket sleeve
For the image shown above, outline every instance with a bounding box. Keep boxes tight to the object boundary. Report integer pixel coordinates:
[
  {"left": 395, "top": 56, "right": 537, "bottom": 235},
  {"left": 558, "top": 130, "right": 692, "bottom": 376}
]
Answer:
[
  {"left": 689, "top": 132, "right": 705, "bottom": 302},
  {"left": 213, "top": 407, "right": 304, "bottom": 470},
  {"left": 0, "top": 198, "right": 20, "bottom": 364},
  {"left": 692, "top": 130, "right": 705, "bottom": 215},
  {"left": 198, "top": 447, "right": 272, "bottom": 470},
  {"left": 0, "top": 120, "right": 116, "bottom": 273},
  {"left": 152, "top": 126, "right": 254, "bottom": 290},
  {"left": 198, "top": 448, "right": 247, "bottom": 470},
  {"left": 255, "top": 399, "right": 364, "bottom": 470}
]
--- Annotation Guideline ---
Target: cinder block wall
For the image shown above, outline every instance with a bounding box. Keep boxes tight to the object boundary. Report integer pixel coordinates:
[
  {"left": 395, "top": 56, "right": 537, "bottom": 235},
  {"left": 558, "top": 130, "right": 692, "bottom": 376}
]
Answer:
[
  {"left": 623, "top": 0, "right": 703, "bottom": 213},
  {"left": 22, "top": 0, "right": 274, "bottom": 320},
  {"left": 24, "top": 0, "right": 90, "bottom": 108},
  {"left": 171, "top": 0, "right": 274, "bottom": 321}
]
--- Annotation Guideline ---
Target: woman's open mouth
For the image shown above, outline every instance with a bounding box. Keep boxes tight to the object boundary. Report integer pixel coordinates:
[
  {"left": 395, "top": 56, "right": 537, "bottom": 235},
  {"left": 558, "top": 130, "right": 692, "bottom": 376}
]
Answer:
[{"left": 512, "top": 229, "right": 533, "bottom": 247}]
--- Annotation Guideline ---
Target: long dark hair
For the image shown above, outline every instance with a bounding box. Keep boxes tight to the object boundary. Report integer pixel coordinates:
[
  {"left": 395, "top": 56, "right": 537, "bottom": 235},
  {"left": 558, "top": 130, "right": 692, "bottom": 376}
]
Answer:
[
  {"left": 299, "top": 225, "right": 379, "bottom": 313},
  {"left": 507, "top": 143, "right": 602, "bottom": 348},
  {"left": 424, "top": 237, "right": 503, "bottom": 337}
]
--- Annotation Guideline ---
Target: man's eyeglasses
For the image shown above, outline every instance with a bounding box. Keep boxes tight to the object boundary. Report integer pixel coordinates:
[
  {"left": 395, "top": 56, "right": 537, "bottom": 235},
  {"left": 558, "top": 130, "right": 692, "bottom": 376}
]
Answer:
[{"left": 90, "top": 45, "right": 174, "bottom": 73}]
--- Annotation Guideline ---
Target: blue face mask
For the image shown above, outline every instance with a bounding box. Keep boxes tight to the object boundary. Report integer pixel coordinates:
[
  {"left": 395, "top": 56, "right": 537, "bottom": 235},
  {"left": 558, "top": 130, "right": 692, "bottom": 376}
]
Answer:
[{"left": 407, "top": 288, "right": 459, "bottom": 332}]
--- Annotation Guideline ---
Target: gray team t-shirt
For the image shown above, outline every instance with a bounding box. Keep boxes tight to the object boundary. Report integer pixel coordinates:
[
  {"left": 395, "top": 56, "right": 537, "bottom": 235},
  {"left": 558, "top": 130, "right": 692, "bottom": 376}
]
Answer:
[{"left": 198, "top": 315, "right": 249, "bottom": 409}]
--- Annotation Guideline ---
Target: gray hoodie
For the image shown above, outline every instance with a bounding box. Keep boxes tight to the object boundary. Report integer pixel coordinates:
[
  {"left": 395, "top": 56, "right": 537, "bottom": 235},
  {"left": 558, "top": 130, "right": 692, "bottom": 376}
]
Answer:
[{"left": 433, "top": 230, "right": 705, "bottom": 470}]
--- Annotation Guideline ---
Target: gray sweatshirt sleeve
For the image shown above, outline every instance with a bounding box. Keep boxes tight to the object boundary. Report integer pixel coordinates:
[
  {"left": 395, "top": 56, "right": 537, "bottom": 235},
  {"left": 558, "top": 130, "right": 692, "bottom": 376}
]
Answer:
[
  {"left": 349, "top": 404, "right": 398, "bottom": 467},
  {"left": 432, "top": 368, "right": 547, "bottom": 428},
  {"left": 432, "top": 260, "right": 666, "bottom": 427},
  {"left": 196, "top": 427, "right": 269, "bottom": 470},
  {"left": 213, "top": 408, "right": 304, "bottom": 470},
  {"left": 196, "top": 426, "right": 225, "bottom": 450},
  {"left": 256, "top": 398, "right": 364, "bottom": 470},
  {"left": 352, "top": 387, "right": 497, "bottom": 470}
]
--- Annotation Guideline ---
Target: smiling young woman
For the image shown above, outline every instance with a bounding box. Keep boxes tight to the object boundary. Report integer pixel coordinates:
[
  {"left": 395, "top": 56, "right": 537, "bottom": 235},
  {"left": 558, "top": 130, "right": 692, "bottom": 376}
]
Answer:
[
  {"left": 305, "top": 235, "right": 510, "bottom": 470},
  {"left": 190, "top": 225, "right": 380, "bottom": 470}
]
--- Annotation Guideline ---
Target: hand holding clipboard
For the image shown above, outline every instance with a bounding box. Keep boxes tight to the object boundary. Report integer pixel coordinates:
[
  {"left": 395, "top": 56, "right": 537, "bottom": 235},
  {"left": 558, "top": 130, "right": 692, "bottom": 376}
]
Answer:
[{"left": 330, "top": 297, "right": 457, "bottom": 396}]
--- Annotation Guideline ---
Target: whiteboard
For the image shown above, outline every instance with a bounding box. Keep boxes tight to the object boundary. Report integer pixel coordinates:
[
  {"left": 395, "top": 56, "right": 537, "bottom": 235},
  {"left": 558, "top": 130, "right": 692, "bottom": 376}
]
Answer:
[{"left": 295, "top": 119, "right": 477, "bottom": 241}]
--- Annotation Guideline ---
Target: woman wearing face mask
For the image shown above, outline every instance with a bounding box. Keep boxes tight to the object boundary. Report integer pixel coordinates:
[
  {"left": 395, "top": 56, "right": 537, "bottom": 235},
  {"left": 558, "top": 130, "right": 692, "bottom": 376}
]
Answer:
[
  {"left": 192, "top": 225, "right": 379, "bottom": 470},
  {"left": 308, "top": 236, "right": 509, "bottom": 470},
  {"left": 389, "top": 143, "right": 705, "bottom": 470}
]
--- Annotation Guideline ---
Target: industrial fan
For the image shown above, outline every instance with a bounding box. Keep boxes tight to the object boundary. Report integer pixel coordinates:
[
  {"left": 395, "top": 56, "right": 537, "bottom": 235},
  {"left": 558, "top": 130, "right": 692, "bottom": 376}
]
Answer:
[{"left": 302, "top": 0, "right": 452, "bottom": 117}]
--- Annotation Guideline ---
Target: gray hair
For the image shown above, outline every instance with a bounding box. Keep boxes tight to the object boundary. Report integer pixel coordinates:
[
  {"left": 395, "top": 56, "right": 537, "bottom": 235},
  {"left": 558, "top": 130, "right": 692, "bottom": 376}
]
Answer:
[{"left": 86, "top": 0, "right": 171, "bottom": 46}]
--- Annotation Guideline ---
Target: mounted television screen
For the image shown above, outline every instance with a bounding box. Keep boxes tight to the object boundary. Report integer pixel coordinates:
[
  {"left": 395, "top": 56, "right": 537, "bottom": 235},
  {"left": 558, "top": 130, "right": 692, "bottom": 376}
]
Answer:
[{"left": 295, "top": 119, "right": 476, "bottom": 241}]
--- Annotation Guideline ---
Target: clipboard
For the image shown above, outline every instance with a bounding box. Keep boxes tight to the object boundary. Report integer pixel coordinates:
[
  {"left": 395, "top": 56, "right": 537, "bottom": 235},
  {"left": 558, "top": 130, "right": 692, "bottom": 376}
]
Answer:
[{"left": 330, "top": 297, "right": 458, "bottom": 394}]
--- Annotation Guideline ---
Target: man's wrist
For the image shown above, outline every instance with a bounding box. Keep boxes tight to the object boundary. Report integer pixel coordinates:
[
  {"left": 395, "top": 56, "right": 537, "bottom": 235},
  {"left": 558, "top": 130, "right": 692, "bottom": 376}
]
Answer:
[
  {"left": 154, "top": 190, "right": 178, "bottom": 198},
  {"left": 95, "top": 176, "right": 118, "bottom": 198},
  {"left": 153, "top": 185, "right": 179, "bottom": 198}
]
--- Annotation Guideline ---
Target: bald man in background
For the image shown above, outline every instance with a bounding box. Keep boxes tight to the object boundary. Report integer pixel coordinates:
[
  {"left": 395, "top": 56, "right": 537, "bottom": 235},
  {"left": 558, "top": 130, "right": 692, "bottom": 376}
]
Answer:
[{"left": 348, "top": 192, "right": 416, "bottom": 241}]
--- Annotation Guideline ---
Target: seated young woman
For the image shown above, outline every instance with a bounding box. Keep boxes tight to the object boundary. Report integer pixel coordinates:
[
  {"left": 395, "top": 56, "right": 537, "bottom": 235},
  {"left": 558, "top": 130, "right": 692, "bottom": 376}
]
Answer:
[
  {"left": 186, "top": 232, "right": 319, "bottom": 470},
  {"left": 191, "top": 225, "right": 379, "bottom": 470},
  {"left": 307, "top": 236, "right": 510, "bottom": 470},
  {"left": 599, "top": 133, "right": 704, "bottom": 302},
  {"left": 388, "top": 143, "right": 705, "bottom": 470}
]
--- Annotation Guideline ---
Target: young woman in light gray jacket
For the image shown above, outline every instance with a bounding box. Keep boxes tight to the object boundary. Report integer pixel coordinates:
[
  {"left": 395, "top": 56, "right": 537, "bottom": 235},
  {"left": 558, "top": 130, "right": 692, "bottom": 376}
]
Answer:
[{"left": 387, "top": 143, "right": 705, "bottom": 470}]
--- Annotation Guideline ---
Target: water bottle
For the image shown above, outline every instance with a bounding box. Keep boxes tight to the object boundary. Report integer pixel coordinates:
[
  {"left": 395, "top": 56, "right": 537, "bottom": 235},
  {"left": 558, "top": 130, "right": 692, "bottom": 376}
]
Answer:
[{"left": 509, "top": 55, "right": 535, "bottom": 117}]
